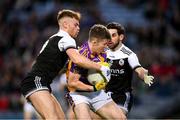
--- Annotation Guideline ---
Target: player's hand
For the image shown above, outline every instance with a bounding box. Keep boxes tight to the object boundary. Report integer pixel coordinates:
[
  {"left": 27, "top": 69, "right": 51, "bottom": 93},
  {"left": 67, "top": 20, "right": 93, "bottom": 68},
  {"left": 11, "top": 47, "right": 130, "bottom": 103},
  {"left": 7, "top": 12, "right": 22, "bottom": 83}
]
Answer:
[
  {"left": 144, "top": 73, "right": 154, "bottom": 86},
  {"left": 93, "top": 80, "right": 107, "bottom": 91},
  {"left": 99, "top": 62, "right": 111, "bottom": 82}
]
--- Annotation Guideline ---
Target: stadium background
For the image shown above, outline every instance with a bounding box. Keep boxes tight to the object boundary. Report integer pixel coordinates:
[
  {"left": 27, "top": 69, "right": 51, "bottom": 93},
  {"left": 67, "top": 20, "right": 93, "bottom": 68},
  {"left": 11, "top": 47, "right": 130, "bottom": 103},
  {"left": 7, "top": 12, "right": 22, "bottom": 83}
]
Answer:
[{"left": 0, "top": 0, "right": 180, "bottom": 119}]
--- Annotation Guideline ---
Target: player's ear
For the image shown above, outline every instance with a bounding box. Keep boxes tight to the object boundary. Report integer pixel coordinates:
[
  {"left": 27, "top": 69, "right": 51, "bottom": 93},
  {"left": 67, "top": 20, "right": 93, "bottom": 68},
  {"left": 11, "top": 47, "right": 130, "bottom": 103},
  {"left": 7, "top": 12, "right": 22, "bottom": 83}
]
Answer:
[
  {"left": 63, "top": 20, "right": 68, "bottom": 29},
  {"left": 119, "top": 34, "right": 124, "bottom": 41},
  {"left": 62, "top": 18, "right": 70, "bottom": 29}
]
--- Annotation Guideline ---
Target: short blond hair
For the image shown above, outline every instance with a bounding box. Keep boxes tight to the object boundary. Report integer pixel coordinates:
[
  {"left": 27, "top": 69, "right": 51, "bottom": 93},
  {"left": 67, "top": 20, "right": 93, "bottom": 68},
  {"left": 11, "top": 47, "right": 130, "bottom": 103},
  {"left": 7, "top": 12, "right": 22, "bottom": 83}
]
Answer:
[{"left": 57, "top": 9, "right": 81, "bottom": 22}]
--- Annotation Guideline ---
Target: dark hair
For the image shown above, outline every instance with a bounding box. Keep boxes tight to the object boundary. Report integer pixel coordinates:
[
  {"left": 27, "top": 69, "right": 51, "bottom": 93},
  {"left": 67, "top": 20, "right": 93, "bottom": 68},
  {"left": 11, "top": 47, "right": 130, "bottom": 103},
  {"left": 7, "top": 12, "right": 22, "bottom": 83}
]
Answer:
[
  {"left": 89, "top": 24, "right": 111, "bottom": 42},
  {"left": 57, "top": 9, "right": 81, "bottom": 22},
  {"left": 106, "top": 22, "right": 125, "bottom": 35}
]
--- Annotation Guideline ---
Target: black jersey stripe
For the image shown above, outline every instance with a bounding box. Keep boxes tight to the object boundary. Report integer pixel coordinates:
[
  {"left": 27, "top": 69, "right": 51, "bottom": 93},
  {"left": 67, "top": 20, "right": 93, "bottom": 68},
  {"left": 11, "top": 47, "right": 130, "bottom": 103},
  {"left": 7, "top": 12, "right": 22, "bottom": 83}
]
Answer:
[
  {"left": 65, "top": 46, "right": 76, "bottom": 50},
  {"left": 120, "top": 47, "right": 132, "bottom": 55}
]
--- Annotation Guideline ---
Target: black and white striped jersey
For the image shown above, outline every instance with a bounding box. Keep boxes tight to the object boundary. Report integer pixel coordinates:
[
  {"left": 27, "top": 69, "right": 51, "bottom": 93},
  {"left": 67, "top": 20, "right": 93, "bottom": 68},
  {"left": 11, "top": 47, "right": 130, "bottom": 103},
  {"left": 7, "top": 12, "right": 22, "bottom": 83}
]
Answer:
[
  {"left": 29, "top": 30, "right": 76, "bottom": 82},
  {"left": 106, "top": 44, "right": 141, "bottom": 93}
]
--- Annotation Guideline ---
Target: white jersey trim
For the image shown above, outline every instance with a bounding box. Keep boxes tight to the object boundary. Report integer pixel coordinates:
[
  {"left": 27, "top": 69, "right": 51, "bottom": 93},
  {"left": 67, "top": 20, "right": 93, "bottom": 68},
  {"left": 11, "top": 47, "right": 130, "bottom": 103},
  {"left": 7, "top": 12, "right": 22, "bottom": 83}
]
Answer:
[{"left": 25, "top": 87, "right": 49, "bottom": 99}]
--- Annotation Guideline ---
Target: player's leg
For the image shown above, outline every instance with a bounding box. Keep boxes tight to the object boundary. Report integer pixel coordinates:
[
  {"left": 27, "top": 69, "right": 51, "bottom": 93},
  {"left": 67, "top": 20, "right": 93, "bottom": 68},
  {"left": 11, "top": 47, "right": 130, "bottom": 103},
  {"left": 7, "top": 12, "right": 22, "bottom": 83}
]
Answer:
[
  {"left": 96, "top": 101, "right": 126, "bottom": 119},
  {"left": 23, "top": 99, "right": 42, "bottom": 120},
  {"left": 50, "top": 93, "right": 66, "bottom": 119},
  {"left": 66, "top": 92, "right": 95, "bottom": 119},
  {"left": 66, "top": 106, "right": 76, "bottom": 120},
  {"left": 110, "top": 91, "right": 133, "bottom": 117},
  {"left": 66, "top": 96, "right": 101, "bottom": 120},
  {"left": 21, "top": 75, "right": 66, "bottom": 119},
  {"left": 89, "top": 110, "right": 102, "bottom": 120},
  {"left": 34, "top": 111, "right": 42, "bottom": 120},
  {"left": 73, "top": 103, "right": 91, "bottom": 120},
  {"left": 65, "top": 93, "right": 77, "bottom": 119},
  {"left": 68, "top": 108, "right": 101, "bottom": 120},
  {"left": 91, "top": 90, "right": 126, "bottom": 119},
  {"left": 28, "top": 90, "right": 65, "bottom": 119}
]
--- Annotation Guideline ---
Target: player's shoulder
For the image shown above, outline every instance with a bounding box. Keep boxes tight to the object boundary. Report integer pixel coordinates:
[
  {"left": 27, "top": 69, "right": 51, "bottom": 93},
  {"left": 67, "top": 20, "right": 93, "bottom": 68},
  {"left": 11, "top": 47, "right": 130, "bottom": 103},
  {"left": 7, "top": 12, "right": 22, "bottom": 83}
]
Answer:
[
  {"left": 120, "top": 44, "right": 134, "bottom": 56},
  {"left": 78, "top": 42, "right": 88, "bottom": 50},
  {"left": 51, "top": 30, "right": 75, "bottom": 42},
  {"left": 78, "top": 42, "right": 89, "bottom": 57},
  {"left": 48, "top": 36, "right": 62, "bottom": 46}
]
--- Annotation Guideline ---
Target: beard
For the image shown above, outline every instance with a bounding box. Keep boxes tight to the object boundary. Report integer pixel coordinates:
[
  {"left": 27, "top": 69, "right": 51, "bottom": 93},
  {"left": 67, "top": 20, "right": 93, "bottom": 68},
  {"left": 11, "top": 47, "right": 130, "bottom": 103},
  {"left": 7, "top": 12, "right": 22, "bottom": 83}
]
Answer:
[{"left": 108, "top": 41, "right": 119, "bottom": 50}]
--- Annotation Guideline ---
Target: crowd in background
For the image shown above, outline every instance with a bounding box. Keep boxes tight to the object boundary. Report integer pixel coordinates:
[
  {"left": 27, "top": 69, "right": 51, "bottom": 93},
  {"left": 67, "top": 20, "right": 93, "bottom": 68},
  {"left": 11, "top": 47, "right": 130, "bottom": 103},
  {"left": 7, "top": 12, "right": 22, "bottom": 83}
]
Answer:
[{"left": 0, "top": 0, "right": 179, "bottom": 118}]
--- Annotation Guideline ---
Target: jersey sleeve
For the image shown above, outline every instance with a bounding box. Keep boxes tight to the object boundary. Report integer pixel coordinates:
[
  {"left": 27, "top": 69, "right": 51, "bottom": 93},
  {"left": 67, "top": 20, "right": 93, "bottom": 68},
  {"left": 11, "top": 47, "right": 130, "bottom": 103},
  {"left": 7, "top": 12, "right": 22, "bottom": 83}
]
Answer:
[
  {"left": 58, "top": 36, "right": 76, "bottom": 52},
  {"left": 128, "top": 52, "right": 141, "bottom": 70}
]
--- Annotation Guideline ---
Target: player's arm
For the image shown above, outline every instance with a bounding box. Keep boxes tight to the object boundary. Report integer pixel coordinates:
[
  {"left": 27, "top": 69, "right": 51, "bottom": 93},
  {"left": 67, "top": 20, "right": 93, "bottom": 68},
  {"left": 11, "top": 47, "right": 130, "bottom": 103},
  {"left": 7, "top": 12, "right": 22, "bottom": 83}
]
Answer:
[
  {"left": 67, "top": 71, "right": 106, "bottom": 91},
  {"left": 58, "top": 37, "right": 102, "bottom": 71},
  {"left": 66, "top": 48, "right": 101, "bottom": 70},
  {"left": 128, "top": 53, "right": 154, "bottom": 86},
  {"left": 58, "top": 37, "right": 110, "bottom": 82},
  {"left": 135, "top": 67, "right": 154, "bottom": 86},
  {"left": 67, "top": 71, "right": 94, "bottom": 92},
  {"left": 66, "top": 48, "right": 110, "bottom": 81},
  {"left": 135, "top": 67, "right": 147, "bottom": 80}
]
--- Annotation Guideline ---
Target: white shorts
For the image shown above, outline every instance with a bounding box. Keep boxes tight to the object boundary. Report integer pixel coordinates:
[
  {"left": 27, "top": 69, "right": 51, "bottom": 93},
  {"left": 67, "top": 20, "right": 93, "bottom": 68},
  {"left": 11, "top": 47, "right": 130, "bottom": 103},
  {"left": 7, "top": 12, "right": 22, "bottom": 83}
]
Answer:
[{"left": 68, "top": 90, "right": 112, "bottom": 112}]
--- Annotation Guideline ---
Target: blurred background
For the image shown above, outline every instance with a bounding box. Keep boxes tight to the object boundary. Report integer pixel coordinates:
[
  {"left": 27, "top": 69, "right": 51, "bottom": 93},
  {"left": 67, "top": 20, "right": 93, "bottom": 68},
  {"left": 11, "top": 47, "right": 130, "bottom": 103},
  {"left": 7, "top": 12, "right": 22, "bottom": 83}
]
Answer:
[{"left": 0, "top": 0, "right": 180, "bottom": 119}]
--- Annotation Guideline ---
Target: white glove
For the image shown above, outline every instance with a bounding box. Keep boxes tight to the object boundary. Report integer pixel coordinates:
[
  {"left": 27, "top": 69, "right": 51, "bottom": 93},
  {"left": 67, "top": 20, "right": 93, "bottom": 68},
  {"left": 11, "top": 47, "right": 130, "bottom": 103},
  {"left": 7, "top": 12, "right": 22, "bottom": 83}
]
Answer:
[
  {"left": 144, "top": 73, "right": 154, "bottom": 86},
  {"left": 100, "top": 65, "right": 111, "bottom": 83}
]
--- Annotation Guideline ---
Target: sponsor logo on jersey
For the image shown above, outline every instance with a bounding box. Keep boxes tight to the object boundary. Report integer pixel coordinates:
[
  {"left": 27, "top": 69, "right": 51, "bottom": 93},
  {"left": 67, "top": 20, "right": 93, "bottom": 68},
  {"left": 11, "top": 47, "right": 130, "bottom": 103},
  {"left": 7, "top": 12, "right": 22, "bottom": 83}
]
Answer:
[{"left": 111, "top": 69, "right": 124, "bottom": 75}]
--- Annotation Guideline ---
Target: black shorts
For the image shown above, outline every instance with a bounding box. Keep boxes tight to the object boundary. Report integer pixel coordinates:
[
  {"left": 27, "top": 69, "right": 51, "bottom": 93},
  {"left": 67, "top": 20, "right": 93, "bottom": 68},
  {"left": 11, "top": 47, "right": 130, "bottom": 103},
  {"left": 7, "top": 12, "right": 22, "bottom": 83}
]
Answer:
[
  {"left": 108, "top": 91, "right": 133, "bottom": 113},
  {"left": 21, "top": 74, "right": 52, "bottom": 99}
]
